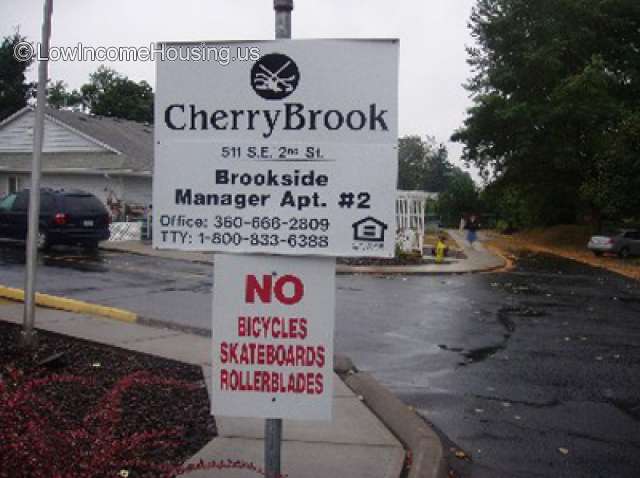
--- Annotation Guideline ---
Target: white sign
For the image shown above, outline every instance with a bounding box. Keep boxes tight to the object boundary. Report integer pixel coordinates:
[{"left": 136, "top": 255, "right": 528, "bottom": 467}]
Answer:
[
  {"left": 153, "top": 39, "right": 399, "bottom": 257},
  {"left": 211, "top": 254, "right": 335, "bottom": 420}
]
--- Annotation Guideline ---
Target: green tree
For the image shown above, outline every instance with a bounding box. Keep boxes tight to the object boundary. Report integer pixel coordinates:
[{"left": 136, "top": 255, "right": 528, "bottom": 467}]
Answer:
[
  {"left": 46, "top": 80, "right": 82, "bottom": 109},
  {"left": 580, "top": 111, "right": 640, "bottom": 225},
  {"left": 437, "top": 167, "right": 479, "bottom": 226},
  {"left": 423, "top": 143, "right": 451, "bottom": 192},
  {"left": 0, "top": 32, "right": 34, "bottom": 121},
  {"left": 47, "top": 80, "right": 67, "bottom": 108},
  {"left": 453, "top": 0, "right": 640, "bottom": 227},
  {"left": 80, "top": 66, "right": 153, "bottom": 123},
  {"left": 398, "top": 135, "right": 479, "bottom": 225},
  {"left": 80, "top": 66, "right": 119, "bottom": 111},
  {"left": 397, "top": 135, "right": 452, "bottom": 192},
  {"left": 398, "top": 135, "right": 428, "bottom": 190},
  {"left": 481, "top": 179, "right": 533, "bottom": 229}
]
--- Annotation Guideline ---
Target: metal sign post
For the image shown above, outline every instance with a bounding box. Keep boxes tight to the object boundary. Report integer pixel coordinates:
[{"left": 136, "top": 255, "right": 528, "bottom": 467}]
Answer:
[
  {"left": 267, "top": 4, "right": 293, "bottom": 476},
  {"left": 274, "top": 0, "right": 293, "bottom": 39},
  {"left": 21, "top": 0, "right": 53, "bottom": 349}
]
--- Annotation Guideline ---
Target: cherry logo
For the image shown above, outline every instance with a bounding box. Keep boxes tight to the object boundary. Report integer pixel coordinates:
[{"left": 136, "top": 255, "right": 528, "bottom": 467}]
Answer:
[{"left": 251, "top": 53, "right": 300, "bottom": 100}]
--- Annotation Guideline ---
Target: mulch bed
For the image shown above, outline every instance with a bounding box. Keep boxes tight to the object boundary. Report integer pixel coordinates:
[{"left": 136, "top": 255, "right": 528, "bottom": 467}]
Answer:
[
  {"left": 338, "top": 250, "right": 466, "bottom": 267},
  {"left": 339, "top": 256, "right": 431, "bottom": 266},
  {"left": 0, "top": 321, "right": 216, "bottom": 478}
]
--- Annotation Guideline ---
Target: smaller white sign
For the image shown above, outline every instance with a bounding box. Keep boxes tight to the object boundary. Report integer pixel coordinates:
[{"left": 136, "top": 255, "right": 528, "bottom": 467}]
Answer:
[{"left": 211, "top": 253, "right": 335, "bottom": 420}]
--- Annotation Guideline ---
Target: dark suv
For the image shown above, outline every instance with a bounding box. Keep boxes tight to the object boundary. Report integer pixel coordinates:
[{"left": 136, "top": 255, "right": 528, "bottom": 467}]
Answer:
[{"left": 0, "top": 188, "right": 111, "bottom": 250}]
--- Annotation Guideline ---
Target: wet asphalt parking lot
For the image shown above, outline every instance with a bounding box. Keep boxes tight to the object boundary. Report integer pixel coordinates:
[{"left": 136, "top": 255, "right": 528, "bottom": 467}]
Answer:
[{"left": 1, "top": 242, "right": 639, "bottom": 477}]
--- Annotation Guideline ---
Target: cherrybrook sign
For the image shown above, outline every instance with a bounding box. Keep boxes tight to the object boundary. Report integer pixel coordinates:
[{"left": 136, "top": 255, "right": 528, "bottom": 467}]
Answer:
[
  {"left": 154, "top": 39, "right": 399, "bottom": 257},
  {"left": 211, "top": 254, "right": 335, "bottom": 420}
]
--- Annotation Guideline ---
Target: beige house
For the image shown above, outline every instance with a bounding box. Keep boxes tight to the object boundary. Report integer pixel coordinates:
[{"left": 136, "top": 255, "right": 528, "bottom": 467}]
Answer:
[{"left": 0, "top": 106, "right": 153, "bottom": 219}]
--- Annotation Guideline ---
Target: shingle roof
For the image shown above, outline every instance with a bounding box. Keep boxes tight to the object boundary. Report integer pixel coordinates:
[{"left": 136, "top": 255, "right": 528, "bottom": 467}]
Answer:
[
  {"left": 44, "top": 107, "right": 153, "bottom": 172},
  {"left": 0, "top": 107, "right": 153, "bottom": 174}
]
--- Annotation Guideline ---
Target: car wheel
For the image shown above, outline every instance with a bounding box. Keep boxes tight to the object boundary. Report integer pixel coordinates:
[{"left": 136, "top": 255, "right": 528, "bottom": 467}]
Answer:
[
  {"left": 618, "top": 247, "right": 631, "bottom": 259},
  {"left": 37, "top": 230, "right": 50, "bottom": 251},
  {"left": 593, "top": 251, "right": 603, "bottom": 257}
]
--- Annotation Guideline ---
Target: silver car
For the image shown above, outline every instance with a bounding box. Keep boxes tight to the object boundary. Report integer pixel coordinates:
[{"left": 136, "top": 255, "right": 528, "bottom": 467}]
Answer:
[{"left": 587, "top": 229, "right": 640, "bottom": 258}]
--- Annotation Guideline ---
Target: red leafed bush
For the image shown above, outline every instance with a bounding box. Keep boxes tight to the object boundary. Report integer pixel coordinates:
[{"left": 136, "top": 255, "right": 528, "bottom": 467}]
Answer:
[
  {"left": 0, "top": 371, "right": 182, "bottom": 477},
  {"left": 0, "top": 370, "right": 268, "bottom": 478}
]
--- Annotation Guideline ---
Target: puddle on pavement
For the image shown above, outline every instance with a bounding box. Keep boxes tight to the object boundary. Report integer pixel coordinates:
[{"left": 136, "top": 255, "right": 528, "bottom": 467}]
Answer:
[
  {"left": 497, "top": 309, "right": 517, "bottom": 333},
  {"left": 1, "top": 243, "right": 108, "bottom": 271},
  {"left": 520, "top": 300, "right": 571, "bottom": 309},
  {"left": 160, "top": 284, "right": 210, "bottom": 293},
  {"left": 437, "top": 305, "right": 528, "bottom": 366},
  {"left": 500, "top": 305, "right": 546, "bottom": 319},
  {"left": 42, "top": 256, "right": 108, "bottom": 273},
  {"left": 462, "top": 344, "right": 505, "bottom": 364},
  {"left": 609, "top": 399, "right": 640, "bottom": 421},
  {"left": 438, "top": 342, "right": 507, "bottom": 366},
  {"left": 472, "top": 394, "right": 562, "bottom": 409},
  {"left": 505, "top": 283, "right": 544, "bottom": 295},
  {"left": 617, "top": 296, "right": 640, "bottom": 304},
  {"left": 337, "top": 286, "right": 364, "bottom": 292}
]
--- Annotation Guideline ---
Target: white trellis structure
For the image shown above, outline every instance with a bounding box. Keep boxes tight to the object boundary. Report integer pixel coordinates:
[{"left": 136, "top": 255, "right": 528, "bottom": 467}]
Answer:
[
  {"left": 395, "top": 190, "right": 434, "bottom": 253},
  {"left": 109, "top": 222, "right": 142, "bottom": 241}
]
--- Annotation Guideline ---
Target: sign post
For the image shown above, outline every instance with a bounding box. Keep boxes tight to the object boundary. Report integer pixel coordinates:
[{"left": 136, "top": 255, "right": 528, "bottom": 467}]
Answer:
[
  {"left": 22, "top": 0, "right": 53, "bottom": 349},
  {"left": 268, "top": 2, "right": 293, "bottom": 475}
]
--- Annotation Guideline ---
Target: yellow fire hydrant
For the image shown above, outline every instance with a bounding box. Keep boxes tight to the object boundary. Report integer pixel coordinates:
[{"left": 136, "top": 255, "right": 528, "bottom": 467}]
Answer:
[{"left": 435, "top": 237, "right": 446, "bottom": 264}]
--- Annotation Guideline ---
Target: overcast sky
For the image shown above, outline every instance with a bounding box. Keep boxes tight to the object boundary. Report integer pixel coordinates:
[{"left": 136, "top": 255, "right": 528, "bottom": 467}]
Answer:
[{"left": 2, "top": 0, "right": 478, "bottom": 177}]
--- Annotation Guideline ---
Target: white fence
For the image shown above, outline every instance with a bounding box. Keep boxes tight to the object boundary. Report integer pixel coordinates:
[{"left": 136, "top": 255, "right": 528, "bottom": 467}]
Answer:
[
  {"left": 396, "top": 190, "right": 436, "bottom": 253},
  {"left": 109, "top": 222, "right": 141, "bottom": 241}
]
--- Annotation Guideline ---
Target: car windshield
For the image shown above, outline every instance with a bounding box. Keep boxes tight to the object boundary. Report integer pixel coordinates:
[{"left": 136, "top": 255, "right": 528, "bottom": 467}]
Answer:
[{"left": 63, "top": 195, "right": 106, "bottom": 214}]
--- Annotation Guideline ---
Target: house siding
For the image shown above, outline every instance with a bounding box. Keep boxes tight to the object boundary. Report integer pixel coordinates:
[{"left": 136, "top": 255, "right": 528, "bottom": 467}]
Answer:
[
  {"left": 0, "top": 110, "right": 107, "bottom": 154},
  {"left": 121, "top": 176, "right": 152, "bottom": 207},
  {"left": 0, "top": 172, "right": 151, "bottom": 210}
]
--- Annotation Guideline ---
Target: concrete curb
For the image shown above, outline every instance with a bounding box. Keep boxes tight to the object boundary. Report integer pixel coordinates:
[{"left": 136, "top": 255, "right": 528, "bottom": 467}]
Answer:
[
  {"left": 336, "top": 260, "right": 505, "bottom": 275},
  {"left": 0, "top": 285, "right": 137, "bottom": 323},
  {"left": 483, "top": 243, "right": 515, "bottom": 273},
  {"left": 335, "top": 355, "right": 447, "bottom": 478},
  {"left": 102, "top": 244, "right": 505, "bottom": 276}
]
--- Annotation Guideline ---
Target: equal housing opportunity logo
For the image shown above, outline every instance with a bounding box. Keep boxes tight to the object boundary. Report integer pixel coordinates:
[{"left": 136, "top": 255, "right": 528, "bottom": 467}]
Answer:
[{"left": 163, "top": 51, "right": 390, "bottom": 138}]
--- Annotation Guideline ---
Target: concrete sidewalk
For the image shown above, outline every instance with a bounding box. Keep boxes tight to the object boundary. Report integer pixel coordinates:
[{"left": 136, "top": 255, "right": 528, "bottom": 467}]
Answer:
[
  {"left": 341, "top": 230, "right": 505, "bottom": 274},
  {"left": 102, "top": 230, "right": 505, "bottom": 274},
  {"left": 0, "top": 301, "right": 406, "bottom": 478}
]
